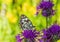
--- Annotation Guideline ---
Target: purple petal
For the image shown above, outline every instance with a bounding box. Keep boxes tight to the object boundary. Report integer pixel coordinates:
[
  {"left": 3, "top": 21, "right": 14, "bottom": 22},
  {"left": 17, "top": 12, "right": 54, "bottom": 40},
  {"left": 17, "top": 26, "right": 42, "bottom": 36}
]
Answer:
[
  {"left": 22, "top": 30, "right": 40, "bottom": 39},
  {"left": 16, "top": 34, "right": 22, "bottom": 42}
]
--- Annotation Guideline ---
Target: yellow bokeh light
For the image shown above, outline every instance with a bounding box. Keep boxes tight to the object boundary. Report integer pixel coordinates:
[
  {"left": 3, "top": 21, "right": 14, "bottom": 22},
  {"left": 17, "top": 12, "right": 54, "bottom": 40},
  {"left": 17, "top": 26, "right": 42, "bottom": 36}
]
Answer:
[
  {"left": 22, "top": 2, "right": 36, "bottom": 16},
  {"left": 29, "top": 6, "right": 36, "bottom": 15},
  {"left": 6, "top": 12, "right": 17, "bottom": 23},
  {"left": 2, "top": 0, "right": 12, "bottom": 5},
  {"left": 22, "top": 2, "right": 31, "bottom": 12}
]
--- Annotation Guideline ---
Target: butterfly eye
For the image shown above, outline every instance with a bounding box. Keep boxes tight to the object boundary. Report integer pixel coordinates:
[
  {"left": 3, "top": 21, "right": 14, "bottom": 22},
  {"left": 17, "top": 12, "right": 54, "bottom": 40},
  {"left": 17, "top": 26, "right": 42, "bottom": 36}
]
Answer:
[{"left": 20, "top": 15, "right": 35, "bottom": 30}]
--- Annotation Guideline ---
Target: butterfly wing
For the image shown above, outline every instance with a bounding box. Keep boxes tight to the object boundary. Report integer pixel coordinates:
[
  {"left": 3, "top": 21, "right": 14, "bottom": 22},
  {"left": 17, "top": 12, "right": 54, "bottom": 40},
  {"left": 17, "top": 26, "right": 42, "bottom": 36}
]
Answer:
[{"left": 20, "top": 15, "right": 35, "bottom": 30}]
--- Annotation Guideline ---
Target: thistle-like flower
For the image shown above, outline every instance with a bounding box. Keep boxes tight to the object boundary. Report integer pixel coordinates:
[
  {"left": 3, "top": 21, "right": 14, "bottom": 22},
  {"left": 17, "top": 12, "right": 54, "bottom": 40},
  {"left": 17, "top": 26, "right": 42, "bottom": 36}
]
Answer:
[
  {"left": 16, "top": 30, "right": 40, "bottom": 42},
  {"left": 36, "top": 0, "right": 55, "bottom": 17},
  {"left": 40, "top": 24, "right": 60, "bottom": 42}
]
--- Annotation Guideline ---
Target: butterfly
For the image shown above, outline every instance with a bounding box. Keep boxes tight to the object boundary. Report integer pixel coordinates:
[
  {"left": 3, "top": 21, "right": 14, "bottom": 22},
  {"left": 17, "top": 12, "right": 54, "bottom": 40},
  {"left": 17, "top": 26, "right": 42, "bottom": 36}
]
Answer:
[{"left": 20, "top": 14, "right": 35, "bottom": 30}]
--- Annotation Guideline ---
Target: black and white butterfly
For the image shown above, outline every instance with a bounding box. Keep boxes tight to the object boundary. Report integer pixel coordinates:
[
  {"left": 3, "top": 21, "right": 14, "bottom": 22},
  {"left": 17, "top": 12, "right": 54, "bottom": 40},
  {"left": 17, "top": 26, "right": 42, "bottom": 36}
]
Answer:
[{"left": 20, "top": 14, "right": 35, "bottom": 30}]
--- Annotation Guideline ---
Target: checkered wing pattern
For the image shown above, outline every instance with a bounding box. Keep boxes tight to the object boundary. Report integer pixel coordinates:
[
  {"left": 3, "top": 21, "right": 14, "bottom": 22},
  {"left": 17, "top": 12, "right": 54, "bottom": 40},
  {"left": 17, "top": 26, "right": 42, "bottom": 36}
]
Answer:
[{"left": 20, "top": 15, "right": 35, "bottom": 30}]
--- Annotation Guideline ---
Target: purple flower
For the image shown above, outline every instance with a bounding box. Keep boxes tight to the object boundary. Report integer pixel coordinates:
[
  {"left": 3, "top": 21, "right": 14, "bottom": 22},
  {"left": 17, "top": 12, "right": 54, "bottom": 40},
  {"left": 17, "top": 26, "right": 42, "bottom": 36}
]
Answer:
[
  {"left": 42, "top": 9, "right": 54, "bottom": 17},
  {"left": 39, "top": 2, "right": 54, "bottom": 9},
  {"left": 37, "top": 1, "right": 54, "bottom": 10},
  {"left": 16, "top": 30, "right": 40, "bottom": 42},
  {"left": 16, "top": 34, "right": 23, "bottom": 42},
  {"left": 36, "top": 1, "right": 55, "bottom": 17},
  {"left": 48, "top": 24, "right": 60, "bottom": 35},
  {"left": 22, "top": 30, "right": 39, "bottom": 39},
  {"left": 40, "top": 24, "right": 60, "bottom": 42}
]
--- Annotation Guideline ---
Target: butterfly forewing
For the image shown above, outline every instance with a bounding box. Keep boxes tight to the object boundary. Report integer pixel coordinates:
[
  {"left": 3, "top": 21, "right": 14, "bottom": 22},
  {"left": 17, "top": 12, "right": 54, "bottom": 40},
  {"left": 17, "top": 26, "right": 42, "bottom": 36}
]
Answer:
[{"left": 20, "top": 15, "right": 35, "bottom": 30}]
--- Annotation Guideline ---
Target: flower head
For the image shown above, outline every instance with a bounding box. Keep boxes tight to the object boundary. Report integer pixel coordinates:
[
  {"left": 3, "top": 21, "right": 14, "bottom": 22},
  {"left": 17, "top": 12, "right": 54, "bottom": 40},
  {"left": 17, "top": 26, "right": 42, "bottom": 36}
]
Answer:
[
  {"left": 40, "top": 2, "right": 54, "bottom": 9},
  {"left": 22, "top": 30, "right": 40, "bottom": 39},
  {"left": 48, "top": 24, "right": 60, "bottom": 35},
  {"left": 40, "top": 24, "right": 60, "bottom": 42},
  {"left": 16, "top": 30, "right": 40, "bottom": 42},
  {"left": 42, "top": 9, "right": 54, "bottom": 17},
  {"left": 37, "top": 0, "right": 54, "bottom": 10},
  {"left": 36, "top": 1, "right": 55, "bottom": 17}
]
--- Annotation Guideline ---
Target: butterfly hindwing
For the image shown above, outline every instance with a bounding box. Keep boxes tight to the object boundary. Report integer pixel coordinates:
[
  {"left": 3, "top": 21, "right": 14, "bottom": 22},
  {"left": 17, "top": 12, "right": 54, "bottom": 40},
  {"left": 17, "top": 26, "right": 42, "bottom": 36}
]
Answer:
[{"left": 20, "top": 15, "right": 35, "bottom": 30}]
